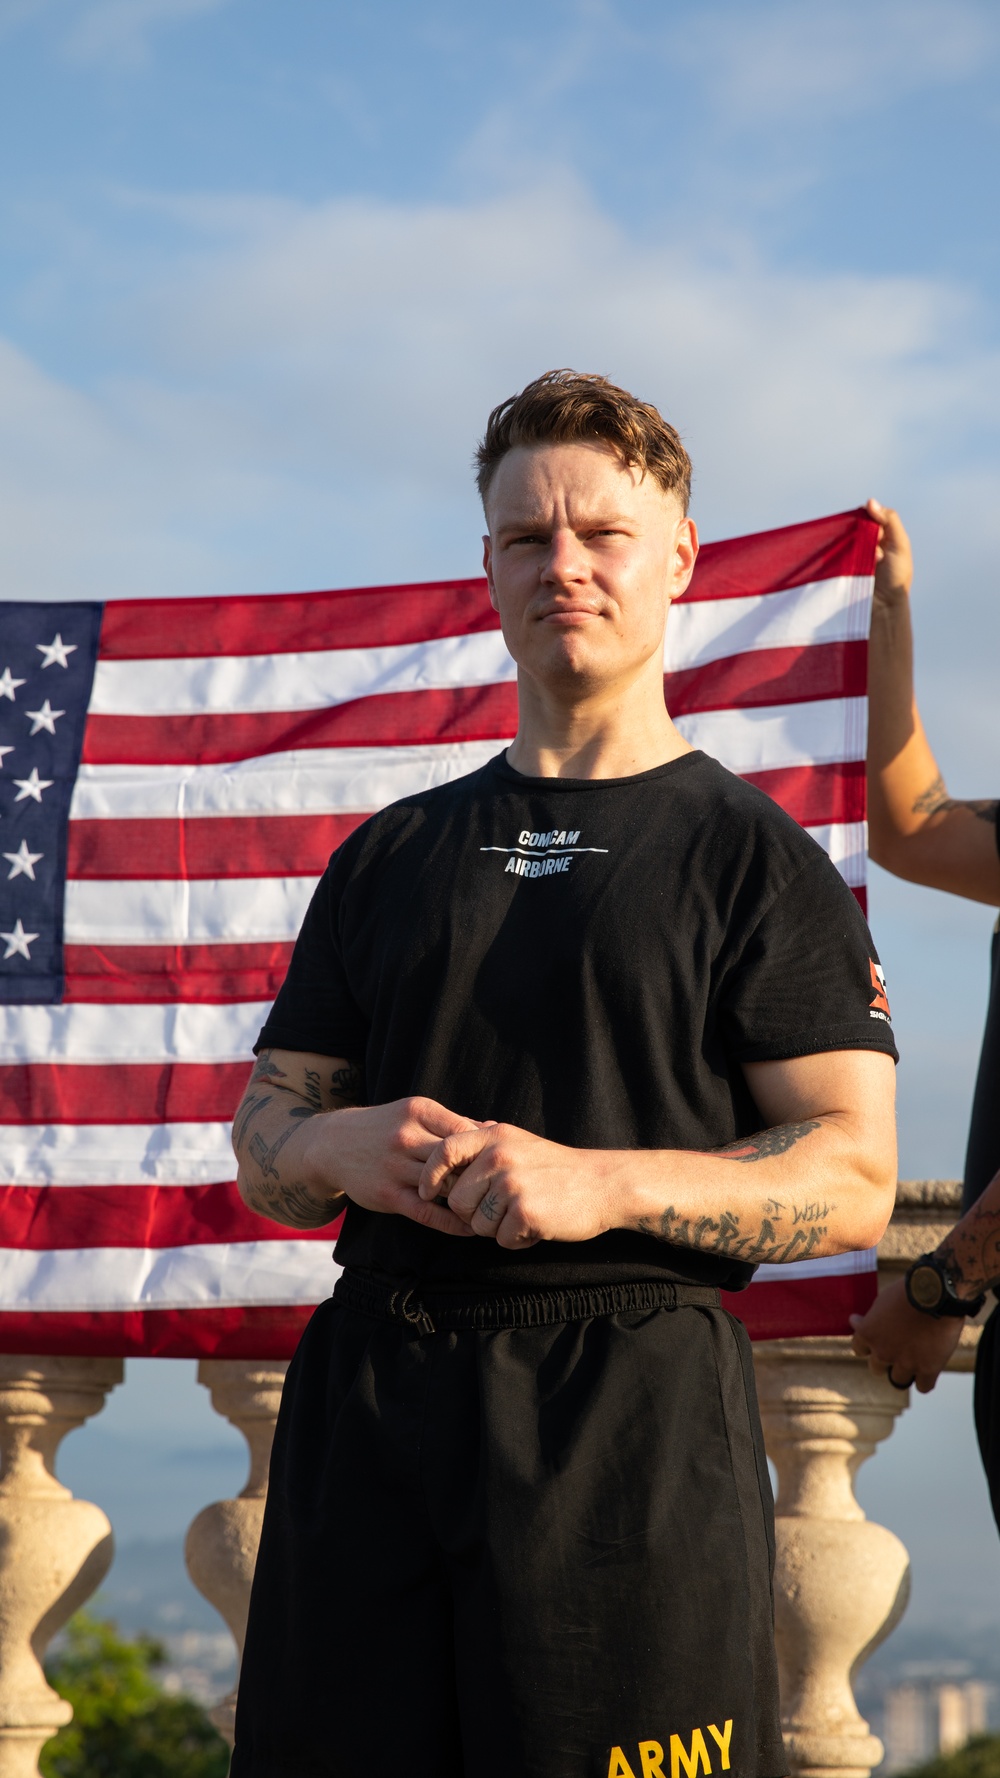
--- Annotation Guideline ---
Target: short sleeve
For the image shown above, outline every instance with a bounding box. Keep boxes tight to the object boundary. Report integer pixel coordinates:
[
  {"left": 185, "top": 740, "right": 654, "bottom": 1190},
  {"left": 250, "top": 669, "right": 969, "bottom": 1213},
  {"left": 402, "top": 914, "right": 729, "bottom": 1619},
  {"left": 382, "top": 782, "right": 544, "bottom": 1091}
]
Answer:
[
  {"left": 719, "top": 856, "right": 898, "bottom": 1063},
  {"left": 253, "top": 857, "right": 369, "bottom": 1064}
]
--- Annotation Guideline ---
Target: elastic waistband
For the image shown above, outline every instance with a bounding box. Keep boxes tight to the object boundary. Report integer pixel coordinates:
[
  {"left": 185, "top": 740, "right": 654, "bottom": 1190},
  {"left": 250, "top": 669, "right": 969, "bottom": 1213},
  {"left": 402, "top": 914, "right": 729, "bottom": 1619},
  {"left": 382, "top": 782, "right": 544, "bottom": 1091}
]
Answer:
[{"left": 333, "top": 1272, "right": 721, "bottom": 1334}]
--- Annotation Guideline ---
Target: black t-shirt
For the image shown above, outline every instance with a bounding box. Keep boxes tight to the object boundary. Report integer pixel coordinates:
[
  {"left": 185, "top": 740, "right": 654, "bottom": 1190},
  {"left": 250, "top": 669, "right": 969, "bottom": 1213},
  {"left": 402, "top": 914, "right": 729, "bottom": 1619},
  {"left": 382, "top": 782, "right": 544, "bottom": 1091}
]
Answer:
[
  {"left": 257, "top": 750, "right": 897, "bottom": 1292},
  {"left": 962, "top": 808, "right": 1000, "bottom": 1212}
]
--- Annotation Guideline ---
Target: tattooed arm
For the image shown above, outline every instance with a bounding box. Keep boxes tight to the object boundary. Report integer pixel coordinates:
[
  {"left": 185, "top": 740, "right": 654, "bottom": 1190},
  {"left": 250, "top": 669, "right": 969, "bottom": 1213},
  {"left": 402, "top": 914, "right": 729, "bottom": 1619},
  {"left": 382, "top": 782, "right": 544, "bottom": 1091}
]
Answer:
[
  {"left": 417, "top": 1048, "right": 898, "bottom": 1259},
  {"left": 851, "top": 1164, "right": 1000, "bottom": 1392},
  {"left": 866, "top": 500, "right": 1000, "bottom": 904},
  {"left": 232, "top": 1047, "right": 482, "bottom": 1235},
  {"left": 232, "top": 1048, "right": 363, "bottom": 1228}
]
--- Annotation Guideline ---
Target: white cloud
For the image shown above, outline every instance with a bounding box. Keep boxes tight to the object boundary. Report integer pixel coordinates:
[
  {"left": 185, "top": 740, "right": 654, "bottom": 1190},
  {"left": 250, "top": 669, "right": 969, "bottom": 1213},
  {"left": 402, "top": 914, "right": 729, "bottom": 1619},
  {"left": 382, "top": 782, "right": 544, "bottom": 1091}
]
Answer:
[
  {"left": 677, "top": 0, "right": 997, "bottom": 124},
  {"left": 2, "top": 176, "right": 998, "bottom": 608}
]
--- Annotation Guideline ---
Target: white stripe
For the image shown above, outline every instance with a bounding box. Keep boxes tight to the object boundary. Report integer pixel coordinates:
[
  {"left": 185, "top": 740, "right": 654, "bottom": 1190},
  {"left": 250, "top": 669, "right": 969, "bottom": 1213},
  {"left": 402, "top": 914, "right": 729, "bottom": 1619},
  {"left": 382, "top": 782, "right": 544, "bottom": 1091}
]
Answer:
[
  {"left": 0, "top": 1001, "right": 268, "bottom": 1065},
  {"left": 1, "top": 1122, "right": 237, "bottom": 1187},
  {"left": 752, "top": 1247, "right": 877, "bottom": 1282},
  {"left": 89, "top": 631, "right": 516, "bottom": 717},
  {"left": 804, "top": 822, "right": 867, "bottom": 888},
  {"left": 64, "top": 875, "right": 318, "bottom": 945},
  {"left": 0, "top": 1241, "right": 336, "bottom": 1312},
  {"left": 676, "top": 697, "right": 867, "bottom": 773},
  {"left": 666, "top": 575, "right": 871, "bottom": 670},
  {"left": 69, "top": 742, "right": 507, "bottom": 821}
]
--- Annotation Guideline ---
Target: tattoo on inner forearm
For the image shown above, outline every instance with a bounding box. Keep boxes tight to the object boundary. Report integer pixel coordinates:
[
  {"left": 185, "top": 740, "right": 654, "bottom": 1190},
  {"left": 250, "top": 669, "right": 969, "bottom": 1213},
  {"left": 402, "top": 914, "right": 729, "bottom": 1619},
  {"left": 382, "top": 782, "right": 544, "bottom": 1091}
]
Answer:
[
  {"left": 912, "top": 775, "right": 998, "bottom": 825},
  {"left": 635, "top": 1201, "right": 830, "bottom": 1264},
  {"left": 632, "top": 1121, "right": 832, "bottom": 1263}
]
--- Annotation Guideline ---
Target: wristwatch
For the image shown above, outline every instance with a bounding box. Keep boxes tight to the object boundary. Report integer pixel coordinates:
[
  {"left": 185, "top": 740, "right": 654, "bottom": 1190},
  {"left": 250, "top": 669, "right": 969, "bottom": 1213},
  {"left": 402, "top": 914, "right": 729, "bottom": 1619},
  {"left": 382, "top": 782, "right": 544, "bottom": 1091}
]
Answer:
[{"left": 904, "top": 1253, "right": 987, "bottom": 1319}]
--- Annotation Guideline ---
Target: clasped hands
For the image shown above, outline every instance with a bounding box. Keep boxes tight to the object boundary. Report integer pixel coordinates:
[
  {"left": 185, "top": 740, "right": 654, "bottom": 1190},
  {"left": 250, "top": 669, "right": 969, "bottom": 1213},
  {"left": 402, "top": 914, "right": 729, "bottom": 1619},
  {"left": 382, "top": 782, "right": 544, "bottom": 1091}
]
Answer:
[{"left": 324, "top": 1094, "right": 621, "bottom": 1247}]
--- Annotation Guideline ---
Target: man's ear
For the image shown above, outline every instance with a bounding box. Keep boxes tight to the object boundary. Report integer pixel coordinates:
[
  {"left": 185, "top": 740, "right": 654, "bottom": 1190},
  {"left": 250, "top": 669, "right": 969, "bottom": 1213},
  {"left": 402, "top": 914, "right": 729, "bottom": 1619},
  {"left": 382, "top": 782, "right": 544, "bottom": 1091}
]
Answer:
[
  {"left": 671, "top": 516, "right": 698, "bottom": 601},
  {"left": 483, "top": 534, "right": 500, "bottom": 613}
]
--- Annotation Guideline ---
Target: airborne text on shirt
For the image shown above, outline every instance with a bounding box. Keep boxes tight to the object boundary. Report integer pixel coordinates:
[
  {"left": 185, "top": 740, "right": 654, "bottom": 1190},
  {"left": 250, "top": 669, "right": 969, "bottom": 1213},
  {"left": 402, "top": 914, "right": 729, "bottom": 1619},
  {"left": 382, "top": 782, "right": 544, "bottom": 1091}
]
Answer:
[{"left": 481, "top": 827, "right": 610, "bottom": 881}]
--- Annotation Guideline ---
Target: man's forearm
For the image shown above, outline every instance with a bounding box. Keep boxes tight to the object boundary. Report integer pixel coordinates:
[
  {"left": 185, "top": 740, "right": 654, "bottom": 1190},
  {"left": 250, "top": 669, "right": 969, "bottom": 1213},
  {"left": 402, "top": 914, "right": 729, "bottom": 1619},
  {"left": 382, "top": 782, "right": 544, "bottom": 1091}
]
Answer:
[
  {"left": 235, "top": 1093, "right": 347, "bottom": 1229},
  {"left": 621, "top": 1119, "right": 895, "bottom": 1263},
  {"left": 933, "top": 1170, "right": 1000, "bottom": 1299}
]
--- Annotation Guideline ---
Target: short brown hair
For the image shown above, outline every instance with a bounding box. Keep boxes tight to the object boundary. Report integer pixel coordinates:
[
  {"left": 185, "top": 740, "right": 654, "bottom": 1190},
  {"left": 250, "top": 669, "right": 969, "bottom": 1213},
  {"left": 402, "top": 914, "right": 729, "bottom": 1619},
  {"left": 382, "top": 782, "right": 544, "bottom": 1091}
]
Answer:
[{"left": 475, "top": 369, "right": 691, "bottom": 511}]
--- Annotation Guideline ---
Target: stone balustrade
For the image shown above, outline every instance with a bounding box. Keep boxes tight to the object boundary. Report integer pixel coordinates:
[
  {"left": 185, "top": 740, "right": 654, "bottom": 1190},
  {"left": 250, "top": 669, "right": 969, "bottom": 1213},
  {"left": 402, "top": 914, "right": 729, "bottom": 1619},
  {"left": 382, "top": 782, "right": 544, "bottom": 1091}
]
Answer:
[{"left": 0, "top": 1181, "right": 989, "bottom": 1777}]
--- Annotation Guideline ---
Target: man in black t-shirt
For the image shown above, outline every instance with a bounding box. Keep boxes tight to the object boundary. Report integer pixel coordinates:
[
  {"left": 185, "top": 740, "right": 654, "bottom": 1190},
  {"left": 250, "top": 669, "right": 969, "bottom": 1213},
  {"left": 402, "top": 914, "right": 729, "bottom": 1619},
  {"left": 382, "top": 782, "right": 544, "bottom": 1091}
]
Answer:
[
  {"left": 229, "top": 372, "right": 898, "bottom": 1778},
  {"left": 850, "top": 501, "right": 1000, "bottom": 1530}
]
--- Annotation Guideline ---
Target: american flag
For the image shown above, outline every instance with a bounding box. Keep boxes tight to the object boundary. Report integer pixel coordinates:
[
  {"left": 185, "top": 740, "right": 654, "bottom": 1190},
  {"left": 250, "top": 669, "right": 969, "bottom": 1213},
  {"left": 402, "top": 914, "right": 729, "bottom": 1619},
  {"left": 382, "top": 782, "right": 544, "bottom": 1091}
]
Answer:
[{"left": 0, "top": 507, "right": 879, "bottom": 1357}]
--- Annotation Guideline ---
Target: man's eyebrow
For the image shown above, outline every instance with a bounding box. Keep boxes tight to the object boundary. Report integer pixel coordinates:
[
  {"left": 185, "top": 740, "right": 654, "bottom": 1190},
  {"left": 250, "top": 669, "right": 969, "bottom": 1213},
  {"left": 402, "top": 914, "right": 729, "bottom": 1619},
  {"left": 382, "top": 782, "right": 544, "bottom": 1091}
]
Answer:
[{"left": 495, "top": 511, "right": 634, "bottom": 535}]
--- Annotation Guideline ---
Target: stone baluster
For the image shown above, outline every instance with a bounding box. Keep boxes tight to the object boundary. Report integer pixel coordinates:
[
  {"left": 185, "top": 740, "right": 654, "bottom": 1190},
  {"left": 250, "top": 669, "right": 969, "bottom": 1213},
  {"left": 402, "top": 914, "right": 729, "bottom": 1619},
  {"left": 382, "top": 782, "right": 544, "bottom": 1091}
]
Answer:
[
  {"left": 754, "top": 1339, "right": 912, "bottom": 1778},
  {"left": 184, "top": 1360, "right": 288, "bottom": 1745},
  {"left": 0, "top": 1356, "right": 123, "bottom": 1778},
  {"left": 753, "top": 1179, "right": 990, "bottom": 1778}
]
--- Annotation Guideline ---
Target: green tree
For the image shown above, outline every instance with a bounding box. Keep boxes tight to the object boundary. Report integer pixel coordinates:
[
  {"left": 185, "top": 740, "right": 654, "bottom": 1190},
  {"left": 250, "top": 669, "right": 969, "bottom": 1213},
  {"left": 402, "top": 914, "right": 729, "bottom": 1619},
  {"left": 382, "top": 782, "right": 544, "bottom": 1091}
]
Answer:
[
  {"left": 900, "top": 1736, "right": 1000, "bottom": 1778},
  {"left": 40, "top": 1612, "right": 230, "bottom": 1778}
]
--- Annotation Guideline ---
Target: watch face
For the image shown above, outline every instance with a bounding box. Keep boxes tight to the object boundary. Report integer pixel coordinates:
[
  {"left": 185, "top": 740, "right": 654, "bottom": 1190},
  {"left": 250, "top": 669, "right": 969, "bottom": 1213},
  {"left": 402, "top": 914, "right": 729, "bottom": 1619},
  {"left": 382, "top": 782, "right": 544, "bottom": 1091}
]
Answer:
[{"left": 910, "top": 1264, "right": 945, "bottom": 1311}]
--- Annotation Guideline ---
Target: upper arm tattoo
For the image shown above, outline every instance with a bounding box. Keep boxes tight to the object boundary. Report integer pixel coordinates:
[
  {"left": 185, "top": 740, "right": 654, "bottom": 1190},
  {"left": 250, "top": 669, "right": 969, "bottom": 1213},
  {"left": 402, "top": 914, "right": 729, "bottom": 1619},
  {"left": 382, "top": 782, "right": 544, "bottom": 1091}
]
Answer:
[{"left": 912, "top": 774, "right": 998, "bottom": 825}]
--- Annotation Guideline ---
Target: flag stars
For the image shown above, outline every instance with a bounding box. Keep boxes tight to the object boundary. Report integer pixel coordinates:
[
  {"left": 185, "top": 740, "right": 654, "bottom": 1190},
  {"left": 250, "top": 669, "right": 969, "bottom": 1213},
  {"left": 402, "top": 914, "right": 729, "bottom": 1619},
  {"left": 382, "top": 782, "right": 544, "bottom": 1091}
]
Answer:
[
  {"left": 0, "top": 668, "right": 25, "bottom": 702},
  {"left": 13, "top": 768, "right": 53, "bottom": 804},
  {"left": 0, "top": 745, "right": 13, "bottom": 768},
  {"left": 36, "top": 634, "right": 77, "bottom": 670},
  {"left": 4, "top": 840, "right": 43, "bottom": 881},
  {"left": 25, "top": 700, "right": 64, "bottom": 736},
  {"left": 0, "top": 919, "right": 38, "bottom": 961}
]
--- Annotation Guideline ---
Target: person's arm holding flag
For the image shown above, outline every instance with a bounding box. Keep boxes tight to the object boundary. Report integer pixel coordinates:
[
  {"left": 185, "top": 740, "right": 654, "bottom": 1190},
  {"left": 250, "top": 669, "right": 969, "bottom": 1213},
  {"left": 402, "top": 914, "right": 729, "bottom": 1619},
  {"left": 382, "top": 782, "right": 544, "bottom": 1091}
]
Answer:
[{"left": 851, "top": 499, "right": 1000, "bottom": 1390}]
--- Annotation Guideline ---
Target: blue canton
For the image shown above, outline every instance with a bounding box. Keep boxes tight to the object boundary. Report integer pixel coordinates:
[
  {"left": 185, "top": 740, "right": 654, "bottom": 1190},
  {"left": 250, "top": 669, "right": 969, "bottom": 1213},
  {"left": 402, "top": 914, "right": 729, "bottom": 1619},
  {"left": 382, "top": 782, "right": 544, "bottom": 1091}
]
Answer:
[{"left": 0, "top": 603, "right": 102, "bottom": 1003}]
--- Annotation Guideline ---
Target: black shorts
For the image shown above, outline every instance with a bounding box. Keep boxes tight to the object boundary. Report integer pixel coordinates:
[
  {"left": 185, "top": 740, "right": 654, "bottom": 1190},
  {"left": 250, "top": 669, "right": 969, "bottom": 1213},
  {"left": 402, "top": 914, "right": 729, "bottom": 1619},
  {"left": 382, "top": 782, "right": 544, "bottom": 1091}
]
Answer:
[
  {"left": 975, "top": 1300, "right": 1000, "bottom": 1534},
  {"left": 231, "top": 1276, "right": 787, "bottom": 1778}
]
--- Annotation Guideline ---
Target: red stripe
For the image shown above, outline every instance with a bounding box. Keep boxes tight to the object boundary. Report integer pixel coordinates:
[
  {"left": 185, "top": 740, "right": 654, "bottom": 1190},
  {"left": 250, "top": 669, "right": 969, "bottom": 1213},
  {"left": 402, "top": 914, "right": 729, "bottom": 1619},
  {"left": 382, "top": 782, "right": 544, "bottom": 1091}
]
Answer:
[
  {"left": 67, "top": 812, "right": 364, "bottom": 881},
  {"left": 0, "top": 1183, "right": 341, "bottom": 1248},
  {"left": 81, "top": 684, "right": 518, "bottom": 766},
  {"left": 664, "top": 639, "right": 865, "bottom": 715},
  {"left": 0, "top": 1063, "right": 251, "bottom": 1125},
  {"left": 723, "top": 1268, "right": 876, "bottom": 1339},
  {"left": 98, "top": 581, "right": 501, "bottom": 659},
  {"left": 683, "top": 508, "right": 877, "bottom": 602},
  {"left": 0, "top": 1270, "right": 874, "bottom": 1358},
  {"left": 62, "top": 941, "right": 292, "bottom": 1004},
  {"left": 0, "top": 1304, "right": 315, "bottom": 1358},
  {"left": 740, "top": 760, "right": 865, "bottom": 827}
]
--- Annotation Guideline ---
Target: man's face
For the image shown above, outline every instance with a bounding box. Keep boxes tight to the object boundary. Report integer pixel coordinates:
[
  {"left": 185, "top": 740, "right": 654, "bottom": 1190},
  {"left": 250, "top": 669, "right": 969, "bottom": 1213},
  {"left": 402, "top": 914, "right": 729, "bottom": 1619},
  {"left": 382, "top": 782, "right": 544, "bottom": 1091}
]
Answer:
[{"left": 483, "top": 440, "right": 697, "bottom": 697}]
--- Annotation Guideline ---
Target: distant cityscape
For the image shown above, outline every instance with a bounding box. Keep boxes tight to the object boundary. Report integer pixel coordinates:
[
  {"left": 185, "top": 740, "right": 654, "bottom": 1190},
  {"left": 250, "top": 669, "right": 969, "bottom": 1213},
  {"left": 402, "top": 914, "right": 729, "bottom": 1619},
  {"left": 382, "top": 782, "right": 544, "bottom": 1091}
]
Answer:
[{"left": 880, "top": 1675, "right": 995, "bottom": 1772}]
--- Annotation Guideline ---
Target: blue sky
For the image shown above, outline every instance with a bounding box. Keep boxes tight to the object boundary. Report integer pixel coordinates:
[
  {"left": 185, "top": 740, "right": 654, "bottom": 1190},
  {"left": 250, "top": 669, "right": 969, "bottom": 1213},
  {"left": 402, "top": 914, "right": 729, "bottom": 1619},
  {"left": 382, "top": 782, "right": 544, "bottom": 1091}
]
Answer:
[{"left": 2, "top": 0, "right": 998, "bottom": 1173}]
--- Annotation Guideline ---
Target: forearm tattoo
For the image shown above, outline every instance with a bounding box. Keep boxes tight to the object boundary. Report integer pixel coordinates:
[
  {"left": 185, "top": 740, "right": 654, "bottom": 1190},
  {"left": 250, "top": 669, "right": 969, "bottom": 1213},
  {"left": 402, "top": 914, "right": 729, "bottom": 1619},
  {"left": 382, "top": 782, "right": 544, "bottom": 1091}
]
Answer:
[
  {"left": 912, "top": 774, "right": 998, "bottom": 825},
  {"left": 633, "top": 1121, "right": 833, "bottom": 1264},
  {"left": 234, "top": 1050, "right": 364, "bottom": 1230},
  {"left": 936, "top": 1200, "right": 1000, "bottom": 1298}
]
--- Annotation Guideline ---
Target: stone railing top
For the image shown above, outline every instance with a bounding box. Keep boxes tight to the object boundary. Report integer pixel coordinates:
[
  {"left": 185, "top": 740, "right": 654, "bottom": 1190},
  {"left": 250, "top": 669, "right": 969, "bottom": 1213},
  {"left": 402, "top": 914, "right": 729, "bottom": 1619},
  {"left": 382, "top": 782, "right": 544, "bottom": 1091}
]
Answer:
[{"left": 879, "top": 1179, "right": 963, "bottom": 1267}]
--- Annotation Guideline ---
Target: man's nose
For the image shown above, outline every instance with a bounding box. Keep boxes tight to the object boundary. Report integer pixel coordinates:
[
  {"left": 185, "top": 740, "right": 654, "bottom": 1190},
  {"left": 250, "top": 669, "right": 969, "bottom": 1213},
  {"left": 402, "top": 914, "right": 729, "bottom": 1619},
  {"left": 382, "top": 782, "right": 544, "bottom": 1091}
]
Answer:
[{"left": 541, "top": 530, "right": 588, "bottom": 586}]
